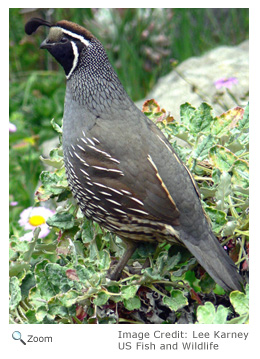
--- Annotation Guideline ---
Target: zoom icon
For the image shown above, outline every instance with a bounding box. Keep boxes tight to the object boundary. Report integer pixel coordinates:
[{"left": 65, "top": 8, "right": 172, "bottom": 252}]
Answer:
[{"left": 12, "top": 331, "right": 26, "bottom": 345}]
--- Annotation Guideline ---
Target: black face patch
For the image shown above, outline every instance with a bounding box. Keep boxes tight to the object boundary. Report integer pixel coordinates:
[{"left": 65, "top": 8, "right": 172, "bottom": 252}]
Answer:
[{"left": 47, "top": 41, "right": 76, "bottom": 76}]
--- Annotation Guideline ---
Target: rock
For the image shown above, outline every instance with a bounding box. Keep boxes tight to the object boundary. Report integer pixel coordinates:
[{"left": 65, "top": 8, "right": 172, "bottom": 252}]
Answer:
[{"left": 136, "top": 40, "right": 249, "bottom": 118}]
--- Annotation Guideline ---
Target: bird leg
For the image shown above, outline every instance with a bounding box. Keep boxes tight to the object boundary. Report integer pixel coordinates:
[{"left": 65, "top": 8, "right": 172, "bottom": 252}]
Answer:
[{"left": 108, "top": 240, "right": 138, "bottom": 280}]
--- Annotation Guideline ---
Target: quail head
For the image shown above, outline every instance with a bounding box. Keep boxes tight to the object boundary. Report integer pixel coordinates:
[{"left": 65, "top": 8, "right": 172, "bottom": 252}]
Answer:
[{"left": 25, "top": 18, "right": 243, "bottom": 291}]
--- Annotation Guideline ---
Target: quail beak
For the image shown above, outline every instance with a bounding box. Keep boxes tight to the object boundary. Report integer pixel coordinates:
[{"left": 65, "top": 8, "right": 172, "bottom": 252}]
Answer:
[{"left": 40, "top": 39, "right": 52, "bottom": 49}]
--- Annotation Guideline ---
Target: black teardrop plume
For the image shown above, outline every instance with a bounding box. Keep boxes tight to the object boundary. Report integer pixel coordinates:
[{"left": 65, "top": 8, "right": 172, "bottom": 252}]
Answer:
[{"left": 25, "top": 18, "right": 52, "bottom": 35}]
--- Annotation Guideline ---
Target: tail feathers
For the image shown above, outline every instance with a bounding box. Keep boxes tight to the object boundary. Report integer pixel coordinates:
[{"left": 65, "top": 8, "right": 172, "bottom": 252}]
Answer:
[{"left": 180, "top": 231, "right": 243, "bottom": 292}]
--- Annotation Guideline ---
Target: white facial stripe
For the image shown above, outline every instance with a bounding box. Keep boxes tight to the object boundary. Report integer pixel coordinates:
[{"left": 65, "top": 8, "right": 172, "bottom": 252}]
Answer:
[
  {"left": 66, "top": 41, "right": 79, "bottom": 80},
  {"left": 61, "top": 28, "right": 91, "bottom": 48}
]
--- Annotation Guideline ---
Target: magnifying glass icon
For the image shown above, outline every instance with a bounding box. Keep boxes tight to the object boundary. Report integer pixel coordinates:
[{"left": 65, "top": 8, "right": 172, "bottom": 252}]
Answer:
[{"left": 12, "top": 331, "right": 26, "bottom": 345}]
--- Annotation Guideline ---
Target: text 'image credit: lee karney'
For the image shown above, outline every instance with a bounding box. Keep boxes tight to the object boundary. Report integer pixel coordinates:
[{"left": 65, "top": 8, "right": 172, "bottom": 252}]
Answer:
[{"left": 117, "top": 330, "right": 249, "bottom": 351}]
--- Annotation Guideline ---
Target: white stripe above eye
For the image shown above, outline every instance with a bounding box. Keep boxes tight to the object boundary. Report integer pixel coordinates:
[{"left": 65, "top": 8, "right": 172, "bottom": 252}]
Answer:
[
  {"left": 66, "top": 41, "right": 79, "bottom": 80},
  {"left": 61, "top": 28, "right": 92, "bottom": 48}
]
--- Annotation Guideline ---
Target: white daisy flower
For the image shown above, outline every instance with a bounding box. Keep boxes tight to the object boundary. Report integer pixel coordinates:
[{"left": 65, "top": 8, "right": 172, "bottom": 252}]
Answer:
[{"left": 18, "top": 206, "right": 54, "bottom": 241}]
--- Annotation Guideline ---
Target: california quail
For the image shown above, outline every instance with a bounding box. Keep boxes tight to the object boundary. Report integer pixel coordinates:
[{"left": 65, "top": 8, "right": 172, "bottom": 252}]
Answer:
[{"left": 25, "top": 18, "right": 243, "bottom": 292}]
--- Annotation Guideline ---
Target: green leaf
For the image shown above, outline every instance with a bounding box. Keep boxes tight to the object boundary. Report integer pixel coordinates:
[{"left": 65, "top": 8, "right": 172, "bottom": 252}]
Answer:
[
  {"left": 25, "top": 309, "right": 39, "bottom": 324},
  {"left": 200, "top": 185, "right": 217, "bottom": 199},
  {"left": 9, "top": 276, "right": 22, "bottom": 310},
  {"left": 48, "top": 298, "right": 70, "bottom": 318},
  {"left": 80, "top": 221, "right": 96, "bottom": 243},
  {"left": 123, "top": 296, "right": 141, "bottom": 311},
  {"left": 204, "top": 207, "right": 227, "bottom": 233},
  {"left": 180, "top": 102, "right": 196, "bottom": 126},
  {"left": 121, "top": 285, "right": 139, "bottom": 300},
  {"left": 209, "top": 145, "right": 238, "bottom": 171},
  {"left": 28, "top": 285, "right": 47, "bottom": 311},
  {"left": 21, "top": 272, "right": 36, "bottom": 300},
  {"left": 48, "top": 291, "right": 80, "bottom": 317},
  {"left": 238, "top": 103, "right": 249, "bottom": 130},
  {"left": 172, "top": 257, "right": 197, "bottom": 277},
  {"left": 40, "top": 147, "right": 64, "bottom": 169},
  {"left": 44, "top": 263, "right": 81, "bottom": 292},
  {"left": 221, "top": 220, "right": 238, "bottom": 236},
  {"left": 34, "top": 260, "right": 57, "bottom": 301},
  {"left": 196, "top": 302, "right": 229, "bottom": 324},
  {"left": 51, "top": 118, "right": 63, "bottom": 134},
  {"left": 156, "top": 251, "right": 178, "bottom": 275},
  {"left": 37, "top": 170, "right": 68, "bottom": 201},
  {"left": 163, "top": 252, "right": 181, "bottom": 272},
  {"left": 163, "top": 290, "right": 188, "bottom": 311},
  {"left": 230, "top": 285, "right": 249, "bottom": 316},
  {"left": 214, "top": 305, "right": 230, "bottom": 323},
  {"left": 9, "top": 261, "right": 31, "bottom": 277},
  {"left": 75, "top": 263, "right": 96, "bottom": 282},
  {"left": 231, "top": 159, "right": 249, "bottom": 188},
  {"left": 56, "top": 237, "right": 71, "bottom": 256},
  {"left": 226, "top": 139, "right": 244, "bottom": 154},
  {"left": 211, "top": 107, "right": 244, "bottom": 136},
  {"left": 142, "top": 267, "right": 163, "bottom": 281},
  {"left": 47, "top": 212, "right": 75, "bottom": 230},
  {"left": 97, "top": 250, "right": 110, "bottom": 270},
  {"left": 93, "top": 292, "right": 110, "bottom": 306},
  {"left": 228, "top": 313, "right": 249, "bottom": 324},
  {"left": 199, "top": 273, "right": 216, "bottom": 293},
  {"left": 184, "top": 270, "right": 201, "bottom": 291},
  {"left": 35, "top": 305, "right": 49, "bottom": 321},
  {"left": 192, "top": 134, "right": 215, "bottom": 160},
  {"left": 33, "top": 260, "right": 82, "bottom": 305},
  {"left": 189, "top": 102, "right": 213, "bottom": 134},
  {"left": 22, "top": 227, "right": 40, "bottom": 262},
  {"left": 215, "top": 172, "right": 232, "bottom": 210}
]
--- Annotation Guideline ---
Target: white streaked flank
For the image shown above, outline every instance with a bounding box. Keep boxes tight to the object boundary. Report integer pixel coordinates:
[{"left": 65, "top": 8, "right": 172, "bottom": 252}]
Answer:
[
  {"left": 106, "top": 198, "right": 122, "bottom": 206},
  {"left": 74, "top": 152, "right": 89, "bottom": 165},
  {"left": 129, "top": 197, "right": 144, "bottom": 206},
  {"left": 76, "top": 144, "right": 86, "bottom": 152},
  {"left": 113, "top": 208, "right": 127, "bottom": 215},
  {"left": 86, "top": 137, "right": 96, "bottom": 146},
  {"left": 99, "top": 191, "right": 112, "bottom": 197},
  {"left": 128, "top": 208, "right": 149, "bottom": 215},
  {"left": 79, "top": 168, "right": 89, "bottom": 176}
]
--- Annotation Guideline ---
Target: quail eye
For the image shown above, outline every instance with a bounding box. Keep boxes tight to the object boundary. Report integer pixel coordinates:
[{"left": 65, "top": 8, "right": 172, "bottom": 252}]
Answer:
[{"left": 60, "top": 37, "right": 68, "bottom": 43}]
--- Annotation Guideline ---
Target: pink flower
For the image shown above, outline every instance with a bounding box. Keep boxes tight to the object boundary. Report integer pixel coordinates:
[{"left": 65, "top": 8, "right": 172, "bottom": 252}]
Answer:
[
  {"left": 10, "top": 201, "right": 18, "bottom": 206},
  {"left": 214, "top": 77, "right": 238, "bottom": 89},
  {"left": 9, "top": 122, "right": 17, "bottom": 133}
]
